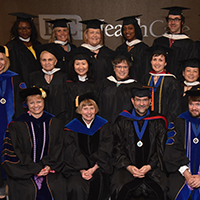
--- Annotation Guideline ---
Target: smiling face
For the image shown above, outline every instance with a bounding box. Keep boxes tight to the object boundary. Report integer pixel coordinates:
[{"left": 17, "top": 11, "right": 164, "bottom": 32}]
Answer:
[
  {"left": 131, "top": 96, "right": 151, "bottom": 116},
  {"left": 18, "top": 21, "right": 32, "bottom": 39},
  {"left": 55, "top": 27, "right": 69, "bottom": 42},
  {"left": 183, "top": 67, "right": 199, "bottom": 83},
  {"left": 151, "top": 54, "right": 166, "bottom": 73},
  {"left": 0, "top": 53, "right": 6, "bottom": 73},
  {"left": 74, "top": 59, "right": 89, "bottom": 77},
  {"left": 85, "top": 28, "right": 101, "bottom": 46},
  {"left": 27, "top": 95, "right": 44, "bottom": 119},
  {"left": 80, "top": 105, "right": 96, "bottom": 124},
  {"left": 168, "top": 14, "right": 182, "bottom": 34},
  {"left": 40, "top": 51, "right": 57, "bottom": 71},
  {"left": 114, "top": 60, "right": 130, "bottom": 80},
  {"left": 123, "top": 24, "right": 136, "bottom": 42}
]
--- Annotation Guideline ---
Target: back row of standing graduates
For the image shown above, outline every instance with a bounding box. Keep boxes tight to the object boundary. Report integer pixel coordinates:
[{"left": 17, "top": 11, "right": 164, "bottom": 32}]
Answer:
[{"left": 0, "top": 5, "right": 200, "bottom": 200}]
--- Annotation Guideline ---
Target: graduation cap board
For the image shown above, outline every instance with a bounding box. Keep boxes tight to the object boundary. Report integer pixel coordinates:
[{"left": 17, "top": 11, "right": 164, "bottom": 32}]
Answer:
[
  {"left": 186, "top": 86, "right": 200, "bottom": 97},
  {"left": 116, "top": 15, "right": 142, "bottom": 26},
  {"left": 9, "top": 12, "right": 37, "bottom": 21},
  {"left": 79, "top": 19, "right": 107, "bottom": 29},
  {"left": 181, "top": 58, "right": 200, "bottom": 70},
  {"left": 131, "top": 84, "right": 154, "bottom": 111},
  {"left": 20, "top": 87, "right": 48, "bottom": 99},
  {"left": 75, "top": 92, "right": 97, "bottom": 107},
  {"left": 162, "top": 6, "right": 190, "bottom": 15},
  {"left": 47, "top": 18, "right": 72, "bottom": 29}
]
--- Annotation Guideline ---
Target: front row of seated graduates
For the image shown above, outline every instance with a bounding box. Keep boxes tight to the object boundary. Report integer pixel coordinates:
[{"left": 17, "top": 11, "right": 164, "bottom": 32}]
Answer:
[{"left": 3, "top": 85, "right": 200, "bottom": 200}]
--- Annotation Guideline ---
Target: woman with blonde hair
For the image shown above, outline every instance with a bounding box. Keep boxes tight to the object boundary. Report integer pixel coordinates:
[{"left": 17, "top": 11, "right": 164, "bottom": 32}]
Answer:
[
  {"left": 74, "top": 19, "right": 114, "bottom": 82},
  {"left": 63, "top": 92, "right": 113, "bottom": 200},
  {"left": 40, "top": 18, "right": 76, "bottom": 73}
]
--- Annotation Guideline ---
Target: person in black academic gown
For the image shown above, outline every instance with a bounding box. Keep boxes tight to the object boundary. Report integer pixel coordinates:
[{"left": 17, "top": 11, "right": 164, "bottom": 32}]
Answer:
[
  {"left": 64, "top": 52, "right": 96, "bottom": 123},
  {"left": 37, "top": 18, "right": 76, "bottom": 73},
  {"left": 110, "top": 85, "right": 167, "bottom": 200},
  {"left": 2, "top": 87, "right": 66, "bottom": 200},
  {"left": 29, "top": 47, "right": 67, "bottom": 118},
  {"left": 73, "top": 19, "right": 114, "bottom": 82},
  {"left": 153, "top": 6, "right": 197, "bottom": 81},
  {"left": 63, "top": 93, "right": 113, "bottom": 200},
  {"left": 97, "top": 54, "right": 138, "bottom": 124},
  {"left": 143, "top": 45, "right": 181, "bottom": 123},
  {"left": 179, "top": 58, "right": 200, "bottom": 114},
  {"left": 115, "top": 15, "right": 149, "bottom": 82},
  {"left": 6, "top": 12, "right": 41, "bottom": 88}
]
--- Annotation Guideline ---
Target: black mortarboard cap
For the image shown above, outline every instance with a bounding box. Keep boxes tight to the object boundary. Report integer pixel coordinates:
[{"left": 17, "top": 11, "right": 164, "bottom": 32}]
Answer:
[
  {"left": 181, "top": 58, "right": 200, "bottom": 70},
  {"left": 147, "top": 45, "right": 172, "bottom": 59},
  {"left": 162, "top": 6, "right": 190, "bottom": 15},
  {"left": 20, "top": 87, "right": 48, "bottom": 99},
  {"left": 116, "top": 15, "right": 142, "bottom": 26},
  {"left": 75, "top": 92, "right": 97, "bottom": 107},
  {"left": 116, "top": 15, "right": 143, "bottom": 40},
  {"left": 131, "top": 83, "right": 151, "bottom": 98},
  {"left": 79, "top": 19, "right": 107, "bottom": 29},
  {"left": 112, "top": 51, "right": 132, "bottom": 65},
  {"left": 186, "top": 86, "right": 200, "bottom": 97},
  {"left": 9, "top": 12, "right": 37, "bottom": 21},
  {"left": 0, "top": 46, "right": 5, "bottom": 54},
  {"left": 47, "top": 18, "right": 72, "bottom": 29},
  {"left": 37, "top": 43, "right": 63, "bottom": 61}
]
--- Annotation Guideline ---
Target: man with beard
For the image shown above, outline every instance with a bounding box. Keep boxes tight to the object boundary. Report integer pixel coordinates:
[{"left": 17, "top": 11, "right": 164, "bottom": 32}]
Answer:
[
  {"left": 153, "top": 6, "right": 197, "bottom": 81},
  {"left": 110, "top": 84, "right": 167, "bottom": 200},
  {"left": 164, "top": 86, "right": 200, "bottom": 200}
]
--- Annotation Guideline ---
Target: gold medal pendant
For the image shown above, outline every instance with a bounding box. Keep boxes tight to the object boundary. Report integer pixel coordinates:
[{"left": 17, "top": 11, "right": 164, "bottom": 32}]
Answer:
[
  {"left": 137, "top": 140, "right": 143, "bottom": 147},
  {"left": 0, "top": 98, "right": 6, "bottom": 104}
]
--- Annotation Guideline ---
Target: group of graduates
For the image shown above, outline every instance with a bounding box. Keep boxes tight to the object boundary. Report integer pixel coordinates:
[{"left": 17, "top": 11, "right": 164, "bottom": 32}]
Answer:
[{"left": 1, "top": 5, "right": 200, "bottom": 200}]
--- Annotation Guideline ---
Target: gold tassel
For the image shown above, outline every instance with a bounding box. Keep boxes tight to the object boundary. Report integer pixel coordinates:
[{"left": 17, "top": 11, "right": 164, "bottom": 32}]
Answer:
[
  {"left": 75, "top": 96, "right": 79, "bottom": 107},
  {"left": 4, "top": 46, "right": 9, "bottom": 57}
]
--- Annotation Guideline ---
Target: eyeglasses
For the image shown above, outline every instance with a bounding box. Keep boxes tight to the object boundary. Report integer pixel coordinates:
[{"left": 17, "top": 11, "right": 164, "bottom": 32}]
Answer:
[
  {"left": 18, "top": 27, "right": 31, "bottom": 31},
  {"left": 115, "top": 65, "right": 129, "bottom": 70},
  {"left": 168, "top": 18, "right": 181, "bottom": 23}
]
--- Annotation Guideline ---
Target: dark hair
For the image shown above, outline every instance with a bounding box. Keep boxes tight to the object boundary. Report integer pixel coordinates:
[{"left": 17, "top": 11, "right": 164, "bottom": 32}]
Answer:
[
  {"left": 10, "top": 19, "right": 38, "bottom": 42},
  {"left": 112, "top": 55, "right": 132, "bottom": 67},
  {"left": 68, "top": 54, "right": 94, "bottom": 82},
  {"left": 188, "top": 95, "right": 200, "bottom": 102},
  {"left": 151, "top": 53, "right": 167, "bottom": 63}
]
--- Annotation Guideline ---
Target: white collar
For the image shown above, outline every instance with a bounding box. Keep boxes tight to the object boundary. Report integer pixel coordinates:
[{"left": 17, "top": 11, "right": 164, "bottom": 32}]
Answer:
[
  {"left": 81, "top": 43, "right": 103, "bottom": 51},
  {"left": 149, "top": 72, "right": 176, "bottom": 78},
  {"left": 184, "top": 81, "right": 200, "bottom": 86},
  {"left": 42, "top": 68, "right": 61, "bottom": 75},
  {"left": 82, "top": 117, "right": 94, "bottom": 128},
  {"left": 162, "top": 33, "right": 189, "bottom": 40},
  {"left": 78, "top": 75, "right": 88, "bottom": 82},
  {"left": 107, "top": 75, "right": 136, "bottom": 85},
  {"left": 54, "top": 40, "right": 68, "bottom": 46},
  {"left": 126, "top": 39, "right": 142, "bottom": 47},
  {"left": 19, "top": 36, "right": 30, "bottom": 42}
]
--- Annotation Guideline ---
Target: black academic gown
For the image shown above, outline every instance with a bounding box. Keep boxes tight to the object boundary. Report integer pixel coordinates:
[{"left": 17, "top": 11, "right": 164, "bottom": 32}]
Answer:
[
  {"left": 29, "top": 70, "right": 67, "bottom": 117},
  {"left": 6, "top": 39, "right": 41, "bottom": 87},
  {"left": 35, "top": 42, "right": 76, "bottom": 73},
  {"left": 110, "top": 110, "right": 167, "bottom": 200},
  {"left": 64, "top": 80, "right": 96, "bottom": 123},
  {"left": 63, "top": 115, "right": 113, "bottom": 200},
  {"left": 143, "top": 73, "right": 181, "bottom": 123},
  {"left": 153, "top": 34, "right": 197, "bottom": 81},
  {"left": 115, "top": 42, "right": 149, "bottom": 81},
  {"left": 72, "top": 46, "right": 114, "bottom": 82},
  {"left": 2, "top": 111, "right": 66, "bottom": 200},
  {"left": 97, "top": 76, "right": 138, "bottom": 124}
]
